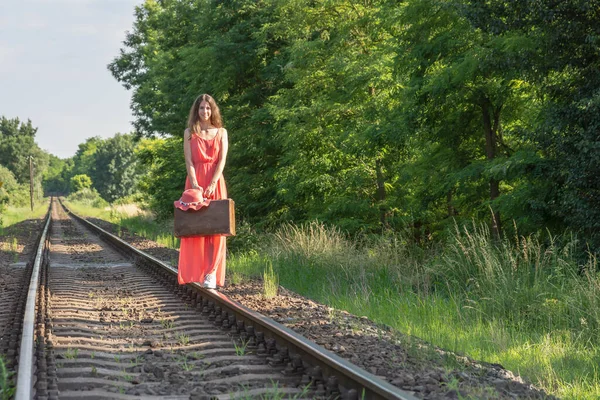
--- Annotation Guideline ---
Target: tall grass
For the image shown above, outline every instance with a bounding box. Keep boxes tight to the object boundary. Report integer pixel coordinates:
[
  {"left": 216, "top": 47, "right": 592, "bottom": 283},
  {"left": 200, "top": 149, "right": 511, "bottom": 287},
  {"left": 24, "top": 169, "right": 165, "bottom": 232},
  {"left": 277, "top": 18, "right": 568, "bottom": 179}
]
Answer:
[
  {"left": 263, "top": 260, "right": 279, "bottom": 298},
  {"left": 229, "top": 221, "right": 600, "bottom": 399},
  {"left": 437, "top": 223, "right": 599, "bottom": 344}
]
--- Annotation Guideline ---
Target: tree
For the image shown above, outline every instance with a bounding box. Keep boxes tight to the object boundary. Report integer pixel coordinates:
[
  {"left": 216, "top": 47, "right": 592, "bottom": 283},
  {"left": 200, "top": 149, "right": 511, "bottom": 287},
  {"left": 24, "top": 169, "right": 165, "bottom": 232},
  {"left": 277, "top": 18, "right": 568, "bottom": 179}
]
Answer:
[
  {"left": 90, "top": 133, "right": 140, "bottom": 202},
  {"left": 460, "top": 0, "right": 600, "bottom": 245},
  {"left": 0, "top": 116, "right": 49, "bottom": 186},
  {"left": 135, "top": 137, "right": 186, "bottom": 219},
  {"left": 107, "top": 0, "right": 598, "bottom": 244},
  {"left": 0, "top": 165, "right": 17, "bottom": 214},
  {"left": 71, "top": 137, "right": 102, "bottom": 177},
  {"left": 70, "top": 174, "right": 92, "bottom": 192},
  {"left": 110, "top": 0, "right": 408, "bottom": 231},
  {"left": 390, "top": 0, "right": 538, "bottom": 236},
  {"left": 263, "top": 0, "right": 405, "bottom": 231},
  {"left": 109, "top": 0, "right": 289, "bottom": 223}
]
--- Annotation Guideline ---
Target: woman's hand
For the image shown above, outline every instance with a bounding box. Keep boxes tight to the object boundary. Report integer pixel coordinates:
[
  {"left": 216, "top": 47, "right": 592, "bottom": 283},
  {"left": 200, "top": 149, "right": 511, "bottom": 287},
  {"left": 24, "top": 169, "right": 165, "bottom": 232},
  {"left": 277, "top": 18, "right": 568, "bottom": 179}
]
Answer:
[
  {"left": 191, "top": 182, "right": 201, "bottom": 190},
  {"left": 204, "top": 182, "right": 217, "bottom": 198}
]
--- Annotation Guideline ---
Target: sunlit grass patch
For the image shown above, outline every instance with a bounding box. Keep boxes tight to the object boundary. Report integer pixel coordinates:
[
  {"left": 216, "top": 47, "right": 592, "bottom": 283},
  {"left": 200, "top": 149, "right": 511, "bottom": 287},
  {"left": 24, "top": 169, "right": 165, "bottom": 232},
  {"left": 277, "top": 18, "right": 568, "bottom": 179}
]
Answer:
[
  {"left": 262, "top": 260, "right": 279, "bottom": 299},
  {"left": 0, "top": 200, "right": 49, "bottom": 232},
  {"left": 62, "top": 199, "right": 113, "bottom": 221}
]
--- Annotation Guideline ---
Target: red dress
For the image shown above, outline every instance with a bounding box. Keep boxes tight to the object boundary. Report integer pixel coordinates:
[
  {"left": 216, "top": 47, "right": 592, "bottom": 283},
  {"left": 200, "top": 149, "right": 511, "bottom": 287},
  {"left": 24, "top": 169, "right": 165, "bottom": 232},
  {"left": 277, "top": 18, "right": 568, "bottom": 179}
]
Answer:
[{"left": 177, "top": 129, "right": 227, "bottom": 286}]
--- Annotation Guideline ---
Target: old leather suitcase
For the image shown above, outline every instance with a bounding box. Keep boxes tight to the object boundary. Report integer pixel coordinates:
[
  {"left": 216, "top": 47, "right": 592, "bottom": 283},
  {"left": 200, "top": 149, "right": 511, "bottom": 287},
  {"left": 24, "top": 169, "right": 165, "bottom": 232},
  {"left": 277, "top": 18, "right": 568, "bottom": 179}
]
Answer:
[{"left": 174, "top": 199, "right": 236, "bottom": 237}]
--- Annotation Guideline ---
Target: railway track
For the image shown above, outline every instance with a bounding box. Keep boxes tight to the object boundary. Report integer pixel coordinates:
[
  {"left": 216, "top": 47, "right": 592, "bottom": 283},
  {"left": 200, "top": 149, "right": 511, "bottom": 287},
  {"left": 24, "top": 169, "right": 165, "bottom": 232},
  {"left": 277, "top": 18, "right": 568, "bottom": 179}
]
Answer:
[{"left": 8, "top": 198, "right": 416, "bottom": 399}]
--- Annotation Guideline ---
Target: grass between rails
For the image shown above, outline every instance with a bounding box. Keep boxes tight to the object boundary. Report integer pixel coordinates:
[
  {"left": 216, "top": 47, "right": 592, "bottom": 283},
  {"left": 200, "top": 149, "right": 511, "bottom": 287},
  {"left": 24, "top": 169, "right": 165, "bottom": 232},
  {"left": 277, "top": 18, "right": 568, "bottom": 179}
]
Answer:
[{"left": 65, "top": 200, "right": 600, "bottom": 399}]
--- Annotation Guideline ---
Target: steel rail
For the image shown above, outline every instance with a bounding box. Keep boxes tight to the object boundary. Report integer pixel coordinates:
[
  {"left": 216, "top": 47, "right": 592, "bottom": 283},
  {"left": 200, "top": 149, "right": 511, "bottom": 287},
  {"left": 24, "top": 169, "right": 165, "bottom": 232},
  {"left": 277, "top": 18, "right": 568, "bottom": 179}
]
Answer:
[
  {"left": 14, "top": 202, "right": 52, "bottom": 400},
  {"left": 61, "top": 200, "right": 418, "bottom": 400}
]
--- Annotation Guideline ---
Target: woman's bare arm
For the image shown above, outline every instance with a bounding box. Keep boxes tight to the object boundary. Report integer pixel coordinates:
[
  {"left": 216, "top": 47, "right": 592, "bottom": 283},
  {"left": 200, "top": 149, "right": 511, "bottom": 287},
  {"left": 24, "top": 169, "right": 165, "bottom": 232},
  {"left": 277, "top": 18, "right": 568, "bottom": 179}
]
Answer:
[
  {"left": 205, "top": 128, "right": 228, "bottom": 198},
  {"left": 183, "top": 128, "right": 200, "bottom": 189}
]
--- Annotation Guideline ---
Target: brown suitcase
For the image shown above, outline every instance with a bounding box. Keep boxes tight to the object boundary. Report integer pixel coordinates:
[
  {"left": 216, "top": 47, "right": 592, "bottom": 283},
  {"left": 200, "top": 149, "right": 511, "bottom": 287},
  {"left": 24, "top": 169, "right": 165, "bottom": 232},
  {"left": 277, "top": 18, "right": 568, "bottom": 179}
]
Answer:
[{"left": 174, "top": 199, "right": 236, "bottom": 237}]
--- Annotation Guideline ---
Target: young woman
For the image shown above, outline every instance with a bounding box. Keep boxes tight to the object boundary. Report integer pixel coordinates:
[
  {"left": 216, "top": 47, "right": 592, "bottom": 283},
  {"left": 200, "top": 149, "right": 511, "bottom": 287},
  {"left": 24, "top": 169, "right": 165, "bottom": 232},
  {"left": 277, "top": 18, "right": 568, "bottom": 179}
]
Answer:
[{"left": 177, "top": 94, "right": 229, "bottom": 289}]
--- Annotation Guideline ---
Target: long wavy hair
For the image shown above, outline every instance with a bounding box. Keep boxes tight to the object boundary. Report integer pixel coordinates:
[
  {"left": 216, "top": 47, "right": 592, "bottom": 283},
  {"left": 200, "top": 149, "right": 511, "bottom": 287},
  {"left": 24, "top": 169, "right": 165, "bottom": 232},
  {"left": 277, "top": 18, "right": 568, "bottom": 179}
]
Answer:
[{"left": 187, "top": 94, "right": 223, "bottom": 136}]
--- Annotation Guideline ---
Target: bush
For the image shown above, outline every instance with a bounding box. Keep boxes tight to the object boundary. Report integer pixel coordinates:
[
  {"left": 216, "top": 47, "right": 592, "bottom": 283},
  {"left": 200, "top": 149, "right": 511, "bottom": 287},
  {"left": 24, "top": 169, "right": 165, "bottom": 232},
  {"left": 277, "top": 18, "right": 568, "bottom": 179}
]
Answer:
[
  {"left": 112, "top": 192, "right": 145, "bottom": 207},
  {"left": 70, "top": 174, "right": 92, "bottom": 192},
  {"left": 0, "top": 166, "right": 17, "bottom": 210},
  {"left": 67, "top": 188, "right": 108, "bottom": 208}
]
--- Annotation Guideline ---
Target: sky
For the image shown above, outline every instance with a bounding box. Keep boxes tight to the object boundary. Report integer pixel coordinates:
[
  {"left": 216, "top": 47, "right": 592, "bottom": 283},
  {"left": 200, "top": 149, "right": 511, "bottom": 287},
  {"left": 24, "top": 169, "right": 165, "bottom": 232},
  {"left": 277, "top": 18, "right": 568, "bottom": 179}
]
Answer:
[{"left": 0, "top": 0, "right": 143, "bottom": 159}]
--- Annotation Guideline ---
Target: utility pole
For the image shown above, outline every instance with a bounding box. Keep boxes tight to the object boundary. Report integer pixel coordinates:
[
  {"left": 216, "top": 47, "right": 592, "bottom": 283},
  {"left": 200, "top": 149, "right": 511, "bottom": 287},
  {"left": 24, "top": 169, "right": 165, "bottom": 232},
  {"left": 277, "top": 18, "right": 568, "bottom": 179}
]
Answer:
[{"left": 29, "top": 155, "right": 34, "bottom": 211}]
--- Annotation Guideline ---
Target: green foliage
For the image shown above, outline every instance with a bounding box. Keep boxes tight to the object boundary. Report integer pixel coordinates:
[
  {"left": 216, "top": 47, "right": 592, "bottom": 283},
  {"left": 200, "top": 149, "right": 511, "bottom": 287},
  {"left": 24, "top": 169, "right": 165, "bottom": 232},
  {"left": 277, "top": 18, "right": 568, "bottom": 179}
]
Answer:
[
  {"left": 0, "top": 117, "right": 49, "bottom": 185},
  {"left": 110, "top": 0, "right": 289, "bottom": 223},
  {"left": 265, "top": 0, "right": 404, "bottom": 231},
  {"left": 109, "top": 0, "right": 405, "bottom": 231},
  {"left": 54, "top": 135, "right": 142, "bottom": 203},
  {"left": 107, "top": 0, "right": 600, "bottom": 250},
  {"left": 90, "top": 133, "right": 141, "bottom": 202},
  {"left": 0, "top": 166, "right": 17, "bottom": 212},
  {"left": 457, "top": 0, "right": 600, "bottom": 245},
  {"left": 71, "top": 136, "right": 102, "bottom": 178},
  {"left": 392, "top": 0, "right": 544, "bottom": 235},
  {"left": 0, "top": 117, "right": 50, "bottom": 211},
  {"left": 70, "top": 174, "right": 92, "bottom": 192},
  {"left": 135, "top": 137, "right": 185, "bottom": 220},
  {"left": 67, "top": 188, "right": 108, "bottom": 208},
  {"left": 42, "top": 154, "right": 69, "bottom": 195},
  {"left": 0, "top": 164, "right": 43, "bottom": 211}
]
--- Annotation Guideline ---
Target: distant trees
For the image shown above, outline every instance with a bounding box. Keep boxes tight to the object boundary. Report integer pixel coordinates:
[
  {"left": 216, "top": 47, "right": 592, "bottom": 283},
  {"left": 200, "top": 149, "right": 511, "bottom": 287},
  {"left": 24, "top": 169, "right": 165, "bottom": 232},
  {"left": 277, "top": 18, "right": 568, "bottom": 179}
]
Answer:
[
  {"left": 0, "top": 117, "right": 49, "bottom": 185},
  {"left": 0, "top": 165, "right": 18, "bottom": 213},
  {"left": 43, "top": 154, "right": 69, "bottom": 195},
  {"left": 135, "top": 137, "right": 185, "bottom": 219},
  {"left": 0, "top": 116, "right": 143, "bottom": 207},
  {"left": 60, "top": 134, "right": 142, "bottom": 202},
  {"left": 0, "top": 117, "right": 48, "bottom": 206},
  {"left": 91, "top": 133, "right": 141, "bottom": 202}
]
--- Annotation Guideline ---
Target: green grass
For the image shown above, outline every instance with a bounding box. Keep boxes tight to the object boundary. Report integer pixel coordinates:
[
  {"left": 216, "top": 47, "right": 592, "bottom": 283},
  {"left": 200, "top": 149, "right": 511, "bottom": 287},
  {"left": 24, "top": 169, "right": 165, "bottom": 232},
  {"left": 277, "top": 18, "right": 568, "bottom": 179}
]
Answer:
[
  {"left": 233, "top": 339, "right": 249, "bottom": 356},
  {"left": 117, "top": 215, "right": 179, "bottom": 249},
  {"left": 229, "top": 222, "right": 600, "bottom": 399},
  {"left": 0, "top": 201, "right": 49, "bottom": 233},
  {"left": 60, "top": 199, "right": 110, "bottom": 220},
  {"left": 262, "top": 260, "right": 279, "bottom": 298}
]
